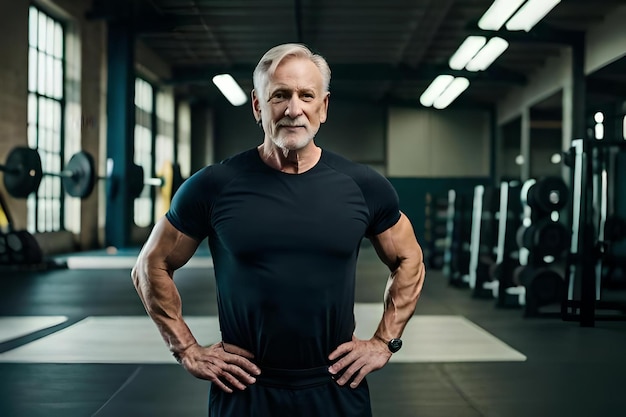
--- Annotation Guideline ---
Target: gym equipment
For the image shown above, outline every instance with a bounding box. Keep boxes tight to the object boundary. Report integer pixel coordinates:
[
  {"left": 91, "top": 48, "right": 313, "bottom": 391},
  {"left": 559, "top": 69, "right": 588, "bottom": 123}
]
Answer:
[
  {"left": 522, "top": 218, "right": 570, "bottom": 257},
  {"left": 0, "top": 147, "right": 183, "bottom": 200},
  {"left": 425, "top": 192, "right": 448, "bottom": 270},
  {"left": 0, "top": 191, "right": 43, "bottom": 266},
  {"left": 517, "top": 176, "right": 570, "bottom": 317},
  {"left": 562, "top": 137, "right": 626, "bottom": 326},
  {"left": 0, "top": 147, "right": 43, "bottom": 198},
  {"left": 62, "top": 151, "right": 96, "bottom": 198},
  {"left": 442, "top": 189, "right": 473, "bottom": 288},
  {"left": 0, "top": 229, "right": 43, "bottom": 265},
  {"left": 467, "top": 185, "right": 499, "bottom": 298},
  {"left": 490, "top": 180, "right": 526, "bottom": 308},
  {"left": 526, "top": 176, "right": 569, "bottom": 213}
]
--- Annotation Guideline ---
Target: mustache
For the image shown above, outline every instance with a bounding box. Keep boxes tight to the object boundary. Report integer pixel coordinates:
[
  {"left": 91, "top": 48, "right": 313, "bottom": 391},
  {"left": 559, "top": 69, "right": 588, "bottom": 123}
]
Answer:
[{"left": 277, "top": 118, "right": 306, "bottom": 127}]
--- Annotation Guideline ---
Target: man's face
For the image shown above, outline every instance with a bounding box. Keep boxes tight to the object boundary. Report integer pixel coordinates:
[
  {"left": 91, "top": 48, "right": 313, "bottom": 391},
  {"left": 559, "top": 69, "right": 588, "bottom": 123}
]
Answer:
[{"left": 253, "top": 57, "right": 329, "bottom": 151}]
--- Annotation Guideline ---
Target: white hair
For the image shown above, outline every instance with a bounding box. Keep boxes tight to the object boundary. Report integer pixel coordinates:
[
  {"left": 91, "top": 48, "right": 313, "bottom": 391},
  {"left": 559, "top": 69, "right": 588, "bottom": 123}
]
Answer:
[{"left": 253, "top": 43, "right": 331, "bottom": 101}]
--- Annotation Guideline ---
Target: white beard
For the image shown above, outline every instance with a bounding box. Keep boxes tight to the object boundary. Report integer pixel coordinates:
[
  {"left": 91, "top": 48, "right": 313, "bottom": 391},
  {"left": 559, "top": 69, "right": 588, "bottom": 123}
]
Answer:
[{"left": 272, "top": 131, "right": 313, "bottom": 151}]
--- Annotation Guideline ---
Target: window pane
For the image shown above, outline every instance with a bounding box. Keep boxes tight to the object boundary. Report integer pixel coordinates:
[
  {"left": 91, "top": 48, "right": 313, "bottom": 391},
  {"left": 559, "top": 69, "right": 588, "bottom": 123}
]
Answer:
[
  {"left": 54, "top": 58, "right": 63, "bottom": 99},
  {"left": 54, "top": 23, "right": 63, "bottom": 58},
  {"left": 46, "top": 16, "right": 54, "bottom": 55},
  {"left": 28, "top": 47, "right": 37, "bottom": 92},
  {"left": 46, "top": 54, "right": 54, "bottom": 97},
  {"left": 28, "top": 125, "right": 37, "bottom": 148},
  {"left": 28, "top": 93, "right": 37, "bottom": 125},
  {"left": 38, "top": 13, "right": 46, "bottom": 52},
  {"left": 52, "top": 100, "right": 61, "bottom": 135},
  {"left": 27, "top": 194, "right": 36, "bottom": 231},
  {"left": 38, "top": 99, "right": 46, "bottom": 131},
  {"left": 29, "top": 7, "right": 38, "bottom": 47},
  {"left": 38, "top": 51, "right": 46, "bottom": 95},
  {"left": 37, "top": 199, "right": 45, "bottom": 231}
]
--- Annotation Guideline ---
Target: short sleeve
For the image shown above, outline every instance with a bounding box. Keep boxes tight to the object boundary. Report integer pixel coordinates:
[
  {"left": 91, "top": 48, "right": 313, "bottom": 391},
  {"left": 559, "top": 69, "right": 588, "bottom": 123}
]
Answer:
[
  {"left": 165, "top": 167, "right": 213, "bottom": 241},
  {"left": 363, "top": 168, "right": 401, "bottom": 236}
]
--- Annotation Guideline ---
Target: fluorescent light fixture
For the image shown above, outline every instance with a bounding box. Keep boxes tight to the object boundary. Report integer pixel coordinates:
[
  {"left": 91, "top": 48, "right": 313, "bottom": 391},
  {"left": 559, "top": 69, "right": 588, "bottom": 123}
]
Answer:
[
  {"left": 433, "top": 77, "right": 470, "bottom": 109},
  {"left": 465, "top": 37, "right": 509, "bottom": 71},
  {"left": 212, "top": 74, "right": 247, "bottom": 106},
  {"left": 505, "top": 0, "right": 561, "bottom": 32},
  {"left": 449, "top": 36, "right": 487, "bottom": 70},
  {"left": 419, "top": 75, "right": 454, "bottom": 107},
  {"left": 478, "top": 0, "right": 526, "bottom": 30}
]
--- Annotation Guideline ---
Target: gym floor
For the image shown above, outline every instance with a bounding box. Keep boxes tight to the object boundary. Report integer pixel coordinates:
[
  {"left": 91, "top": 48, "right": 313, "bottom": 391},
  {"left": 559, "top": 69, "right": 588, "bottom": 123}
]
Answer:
[{"left": 1, "top": 244, "right": 625, "bottom": 417}]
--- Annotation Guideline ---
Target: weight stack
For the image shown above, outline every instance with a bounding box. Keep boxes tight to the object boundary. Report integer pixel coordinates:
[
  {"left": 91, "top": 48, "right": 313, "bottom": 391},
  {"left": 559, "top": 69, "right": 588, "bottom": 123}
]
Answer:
[{"left": 518, "top": 176, "right": 570, "bottom": 317}]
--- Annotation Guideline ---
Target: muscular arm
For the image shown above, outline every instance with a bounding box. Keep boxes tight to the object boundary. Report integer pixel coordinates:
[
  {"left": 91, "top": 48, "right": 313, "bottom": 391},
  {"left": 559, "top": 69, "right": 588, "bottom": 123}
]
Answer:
[
  {"left": 132, "top": 217, "right": 260, "bottom": 392},
  {"left": 131, "top": 217, "right": 201, "bottom": 357},
  {"left": 328, "top": 212, "right": 425, "bottom": 387},
  {"left": 370, "top": 211, "right": 425, "bottom": 344}
]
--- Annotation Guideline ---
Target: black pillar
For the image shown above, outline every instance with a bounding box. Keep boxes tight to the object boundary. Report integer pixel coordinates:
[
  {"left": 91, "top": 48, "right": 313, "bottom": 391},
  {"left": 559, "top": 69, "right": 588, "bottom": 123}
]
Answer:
[
  {"left": 105, "top": 21, "right": 135, "bottom": 248},
  {"left": 571, "top": 34, "right": 595, "bottom": 327}
]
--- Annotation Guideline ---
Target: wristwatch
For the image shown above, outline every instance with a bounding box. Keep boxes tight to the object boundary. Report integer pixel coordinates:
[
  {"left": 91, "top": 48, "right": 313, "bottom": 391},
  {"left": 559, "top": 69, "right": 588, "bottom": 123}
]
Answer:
[{"left": 387, "top": 338, "right": 403, "bottom": 353}]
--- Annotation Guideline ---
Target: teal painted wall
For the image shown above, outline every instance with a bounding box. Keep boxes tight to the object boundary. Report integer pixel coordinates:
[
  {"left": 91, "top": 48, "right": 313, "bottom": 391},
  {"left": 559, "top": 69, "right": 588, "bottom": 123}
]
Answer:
[{"left": 389, "top": 177, "right": 491, "bottom": 243}]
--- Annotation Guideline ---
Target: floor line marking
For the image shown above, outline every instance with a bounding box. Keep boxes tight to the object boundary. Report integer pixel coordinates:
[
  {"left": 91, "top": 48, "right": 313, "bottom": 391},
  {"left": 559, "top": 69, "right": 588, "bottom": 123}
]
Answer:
[{"left": 91, "top": 366, "right": 142, "bottom": 417}]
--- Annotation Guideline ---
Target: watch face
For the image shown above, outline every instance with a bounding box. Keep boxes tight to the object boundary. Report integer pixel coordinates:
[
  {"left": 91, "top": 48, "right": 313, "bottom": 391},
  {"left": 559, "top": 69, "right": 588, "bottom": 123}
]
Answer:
[{"left": 388, "top": 338, "right": 402, "bottom": 353}]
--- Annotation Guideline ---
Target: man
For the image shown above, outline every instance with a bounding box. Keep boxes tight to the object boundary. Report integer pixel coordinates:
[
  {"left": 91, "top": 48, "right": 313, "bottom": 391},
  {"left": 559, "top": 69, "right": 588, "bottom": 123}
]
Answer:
[{"left": 132, "top": 43, "right": 425, "bottom": 416}]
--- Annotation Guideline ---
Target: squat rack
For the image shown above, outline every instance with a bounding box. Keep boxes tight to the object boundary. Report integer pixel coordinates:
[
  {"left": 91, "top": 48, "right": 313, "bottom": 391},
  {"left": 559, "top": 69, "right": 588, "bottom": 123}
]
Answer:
[{"left": 562, "top": 138, "right": 626, "bottom": 326}]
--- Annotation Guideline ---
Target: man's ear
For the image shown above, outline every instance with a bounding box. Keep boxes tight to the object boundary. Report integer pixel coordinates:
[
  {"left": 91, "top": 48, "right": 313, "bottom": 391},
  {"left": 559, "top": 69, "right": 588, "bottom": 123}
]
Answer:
[{"left": 251, "top": 89, "right": 261, "bottom": 123}]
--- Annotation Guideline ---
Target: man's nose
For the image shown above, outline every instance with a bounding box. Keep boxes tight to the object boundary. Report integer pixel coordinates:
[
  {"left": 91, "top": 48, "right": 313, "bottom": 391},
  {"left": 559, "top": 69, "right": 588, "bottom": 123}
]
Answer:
[{"left": 284, "top": 95, "right": 303, "bottom": 118}]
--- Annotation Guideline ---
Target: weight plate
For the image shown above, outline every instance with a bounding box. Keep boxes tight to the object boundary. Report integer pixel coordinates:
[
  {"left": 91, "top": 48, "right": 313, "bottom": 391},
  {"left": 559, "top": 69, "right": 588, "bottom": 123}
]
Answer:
[
  {"left": 528, "top": 269, "right": 563, "bottom": 306},
  {"left": 3, "top": 147, "right": 43, "bottom": 198},
  {"left": 128, "top": 164, "right": 145, "bottom": 200},
  {"left": 528, "top": 176, "right": 569, "bottom": 213},
  {"left": 63, "top": 151, "right": 96, "bottom": 198},
  {"left": 532, "top": 219, "right": 569, "bottom": 256}
]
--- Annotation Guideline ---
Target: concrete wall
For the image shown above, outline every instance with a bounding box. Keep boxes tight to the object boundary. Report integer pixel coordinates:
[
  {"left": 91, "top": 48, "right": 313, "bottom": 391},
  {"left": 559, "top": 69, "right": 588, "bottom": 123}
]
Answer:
[
  {"left": 212, "top": 98, "right": 387, "bottom": 172},
  {"left": 586, "top": 5, "right": 626, "bottom": 74},
  {"left": 387, "top": 108, "right": 490, "bottom": 177},
  {"left": 0, "top": 1, "right": 29, "bottom": 230}
]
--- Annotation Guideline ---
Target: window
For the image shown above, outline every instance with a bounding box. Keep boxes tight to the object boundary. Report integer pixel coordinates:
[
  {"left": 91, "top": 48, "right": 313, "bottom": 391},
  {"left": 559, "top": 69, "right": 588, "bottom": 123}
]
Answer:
[
  {"left": 134, "top": 78, "right": 154, "bottom": 228},
  {"left": 27, "top": 6, "right": 65, "bottom": 233},
  {"left": 154, "top": 89, "right": 175, "bottom": 219}
]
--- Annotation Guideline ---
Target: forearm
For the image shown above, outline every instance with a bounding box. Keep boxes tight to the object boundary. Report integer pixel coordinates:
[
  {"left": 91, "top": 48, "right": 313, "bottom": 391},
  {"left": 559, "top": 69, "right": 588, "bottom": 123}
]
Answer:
[
  {"left": 132, "top": 259, "right": 198, "bottom": 359},
  {"left": 374, "top": 258, "right": 425, "bottom": 342}
]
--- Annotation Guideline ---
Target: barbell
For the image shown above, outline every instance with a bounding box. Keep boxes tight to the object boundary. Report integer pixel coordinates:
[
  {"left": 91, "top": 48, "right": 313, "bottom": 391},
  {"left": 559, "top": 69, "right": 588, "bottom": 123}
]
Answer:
[{"left": 0, "top": 147, "right": 183, "bottom": 200}]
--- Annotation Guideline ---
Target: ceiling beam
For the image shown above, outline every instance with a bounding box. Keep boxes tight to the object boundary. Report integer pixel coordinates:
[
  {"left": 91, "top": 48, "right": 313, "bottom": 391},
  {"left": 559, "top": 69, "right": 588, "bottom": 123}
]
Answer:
[{"left": 168, "top": 63, "right": 527, "bottom": 85}]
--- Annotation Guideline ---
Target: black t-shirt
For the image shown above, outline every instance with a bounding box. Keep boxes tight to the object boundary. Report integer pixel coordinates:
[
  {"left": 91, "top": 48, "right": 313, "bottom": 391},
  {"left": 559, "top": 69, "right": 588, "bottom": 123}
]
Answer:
[{"left": 166, "top": 148, "right": 400, "bottom": 369}]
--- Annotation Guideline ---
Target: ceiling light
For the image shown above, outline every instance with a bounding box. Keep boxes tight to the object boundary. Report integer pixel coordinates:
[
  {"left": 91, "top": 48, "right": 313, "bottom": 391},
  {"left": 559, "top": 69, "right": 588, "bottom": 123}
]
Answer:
[
  {"left": 478, "top": 0, "right": 526, "bottom": 31},
  {"left": 449, "top": 36, "right": 487, "bottom": 70},
  {"left": 212, "top": 74, "right": 247, "bottom": 106},
  {"left": 505, "top": 0, "right": 561, "bottom": 32},
  {"left": 433, "top": 77, "right": 470, "bottom": 109},
  {"left": 420, "top": 75, "right": 454, "bottom": 107},
  {"left": 465, "top": 37, "right": 509, "bottom": 71}
]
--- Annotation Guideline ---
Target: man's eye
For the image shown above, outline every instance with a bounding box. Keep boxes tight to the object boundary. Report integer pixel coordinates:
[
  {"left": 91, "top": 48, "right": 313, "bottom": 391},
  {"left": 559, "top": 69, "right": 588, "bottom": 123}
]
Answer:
[{"left": 270, "top": 93, "right": 286, "bottom": 102}]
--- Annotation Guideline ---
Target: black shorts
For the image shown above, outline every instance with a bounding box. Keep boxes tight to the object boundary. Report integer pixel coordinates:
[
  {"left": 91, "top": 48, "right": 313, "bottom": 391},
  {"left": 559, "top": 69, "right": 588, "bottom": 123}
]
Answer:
[{"left": 208, "top": 366, "right": 372, "bottom": 417}]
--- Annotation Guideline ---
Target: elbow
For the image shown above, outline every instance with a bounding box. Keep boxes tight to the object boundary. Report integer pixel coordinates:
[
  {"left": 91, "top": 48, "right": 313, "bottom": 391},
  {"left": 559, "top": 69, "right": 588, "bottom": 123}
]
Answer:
[{"left": 131, "top": 255, "right": 147, "bottom": 291}]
